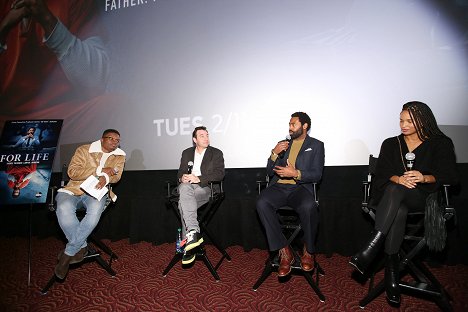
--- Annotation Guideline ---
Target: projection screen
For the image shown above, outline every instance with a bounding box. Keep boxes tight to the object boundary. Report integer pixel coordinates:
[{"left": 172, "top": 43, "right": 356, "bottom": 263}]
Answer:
[{"left": 1, "top": 0, "right": 467, "bottom": 171}]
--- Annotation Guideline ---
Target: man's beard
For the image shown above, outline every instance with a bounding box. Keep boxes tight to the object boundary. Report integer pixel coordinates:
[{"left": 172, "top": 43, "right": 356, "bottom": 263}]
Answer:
[{"left": 289, "top": 127, "right": 303, "bottom": 140}]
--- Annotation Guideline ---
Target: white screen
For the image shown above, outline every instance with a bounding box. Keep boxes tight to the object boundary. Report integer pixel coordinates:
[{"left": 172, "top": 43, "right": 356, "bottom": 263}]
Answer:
[{"left": 5, "top": 0, "right": 468, "bottom": 170}]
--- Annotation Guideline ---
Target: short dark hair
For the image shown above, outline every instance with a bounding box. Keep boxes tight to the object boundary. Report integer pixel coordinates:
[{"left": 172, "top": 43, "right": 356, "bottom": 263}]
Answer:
[
  {"left": 291, "top": 112, "right": 311, "bottom": 132},
  {"left": 102, "top": 129, "right": 120, "bottom": 137},
  {"left": 192, "top": 126, "right": 207, "bottom": 138}
]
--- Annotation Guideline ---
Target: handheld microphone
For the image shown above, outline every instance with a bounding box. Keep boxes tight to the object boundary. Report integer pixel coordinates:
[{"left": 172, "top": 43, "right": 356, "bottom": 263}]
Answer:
[
  {"left": 278, "top": 135, "right": 292, "bottom": 158},
  {"left": 405, "top": 152, "right": 415, "bottom": 170},
  {"left": 187, "top": 161, "right": 194, "bottom": 174}
]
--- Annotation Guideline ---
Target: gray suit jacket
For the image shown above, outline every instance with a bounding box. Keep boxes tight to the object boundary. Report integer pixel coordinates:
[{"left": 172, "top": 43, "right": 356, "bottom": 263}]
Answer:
[{"left": 177, "top": 146, "right": 225, "bottom": 188}]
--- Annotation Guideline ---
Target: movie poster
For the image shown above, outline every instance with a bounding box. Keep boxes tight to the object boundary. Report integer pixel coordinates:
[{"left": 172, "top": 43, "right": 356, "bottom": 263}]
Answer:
[{"left": 0, "top": 120, "right": 63, "bottom": 205}]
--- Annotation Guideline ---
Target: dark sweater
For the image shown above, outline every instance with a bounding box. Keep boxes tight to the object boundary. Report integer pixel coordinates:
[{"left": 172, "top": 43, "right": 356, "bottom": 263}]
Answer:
[{"left": 374, "top": 134, "right": 458, "bottom": 202}]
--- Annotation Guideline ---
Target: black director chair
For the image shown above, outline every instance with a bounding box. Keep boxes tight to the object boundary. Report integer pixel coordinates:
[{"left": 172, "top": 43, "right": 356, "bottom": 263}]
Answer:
[
  {"left": 162, "top": 181, "right": 231, "bottom": 281},
  {"left": 253, "top": 179, "right": 325, "bottom": 302},
  {"left": 358, "top": 155, "right": 455, "bottom": 311},
  {"left": 41, "top": 164, "right": 118, "bottom": 294}
]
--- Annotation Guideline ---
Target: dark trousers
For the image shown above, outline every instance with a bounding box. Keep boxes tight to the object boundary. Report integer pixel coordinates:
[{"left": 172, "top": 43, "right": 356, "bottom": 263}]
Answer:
[
  {"left": 375, "top": 183, "right": 427, "bottom": 254},
  {"left": 256, "top": 183, "right": 319, "bottom": 253}
]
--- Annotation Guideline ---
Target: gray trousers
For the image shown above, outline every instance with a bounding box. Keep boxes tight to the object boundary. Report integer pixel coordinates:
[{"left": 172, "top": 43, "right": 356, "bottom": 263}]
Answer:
[{"left": 178, "top": 183, "right": 211, "bottom": 237}]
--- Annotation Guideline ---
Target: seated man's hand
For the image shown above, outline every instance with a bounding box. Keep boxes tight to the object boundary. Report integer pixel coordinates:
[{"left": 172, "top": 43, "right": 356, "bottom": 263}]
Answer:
[
  {"left": 273, "top": 159, "right": 298, "bottom": 178},
  {"left": 181, "top": 174, "right": 200, "bottom": 184},
  {"left": 95, "top": 176, "right": 106, "bottom": 190},
  {"left": 102, "top": 167, "right": 117, "bottom": 177}
]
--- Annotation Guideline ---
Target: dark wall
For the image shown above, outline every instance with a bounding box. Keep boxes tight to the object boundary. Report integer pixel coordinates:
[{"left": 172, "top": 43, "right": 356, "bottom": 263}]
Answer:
[{"left": 1, "top": 164, "right": 467, "bottom": 265}]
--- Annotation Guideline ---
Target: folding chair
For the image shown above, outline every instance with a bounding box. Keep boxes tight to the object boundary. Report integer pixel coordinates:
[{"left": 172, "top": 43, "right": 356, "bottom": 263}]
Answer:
[
  {"left": 41, "top": 164, "right": 118, "bottom": 294},
  {"left": 162, "top": 181, "right": 230, "bottom": 281},
  {"left": 253, "top": 179, "right": 325, "bottom": 302},
  {"left": 358, "top": 155, "right": 455, "bottom": 311}
]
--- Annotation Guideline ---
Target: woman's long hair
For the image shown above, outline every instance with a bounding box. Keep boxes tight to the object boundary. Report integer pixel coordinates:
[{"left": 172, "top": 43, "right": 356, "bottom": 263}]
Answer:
[{"left": 402, "top": 101, "right": 446, "bottom": 141}]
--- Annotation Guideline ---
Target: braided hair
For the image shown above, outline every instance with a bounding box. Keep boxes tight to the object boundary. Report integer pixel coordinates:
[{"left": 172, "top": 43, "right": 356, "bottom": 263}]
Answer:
[{"left": 402, "top": 101, "right": 446, "bottom": 141}]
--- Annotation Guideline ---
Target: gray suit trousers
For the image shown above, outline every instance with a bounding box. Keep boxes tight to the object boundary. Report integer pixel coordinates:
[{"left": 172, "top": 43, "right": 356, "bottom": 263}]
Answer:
[{"left": 178, "top": 182, "right": 211, "bottom": 237}]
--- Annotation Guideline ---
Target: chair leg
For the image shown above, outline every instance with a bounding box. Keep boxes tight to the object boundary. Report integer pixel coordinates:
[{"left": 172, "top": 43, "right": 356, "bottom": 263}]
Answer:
[
  {"left": 201, "top": 224, "right": 231, "bottom": 262},
  {"left": 359, "top": 278, "right": 386, "bottom": 308},
  {"left": 401, "top": 259, "right": 453, "bottom": 312},
  {"left": 199, "top": 247, "right": 220, "bottom": 281},
  {"left": 253, "top": 255, "right": 275, "bottom": 291},
  {"left": 303, "top": 270, "right": 326, "bottom": 302},
  {"left": 89, "top": 235, "right": 118, "bottom": 263},
  {"left": 94, "top": 255, "right": 116, "bottom": 276},
  {"left": 40, "top": 274, "right": 58, "bottom": 294},
  {"left": 162, "top": 253, "right": 183, "bottom": 277}
]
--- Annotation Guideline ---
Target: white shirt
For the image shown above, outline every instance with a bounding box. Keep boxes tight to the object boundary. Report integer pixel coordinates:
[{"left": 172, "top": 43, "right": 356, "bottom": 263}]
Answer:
[{"left": 192, "top": 148, "right": 206, "bottom": 176}]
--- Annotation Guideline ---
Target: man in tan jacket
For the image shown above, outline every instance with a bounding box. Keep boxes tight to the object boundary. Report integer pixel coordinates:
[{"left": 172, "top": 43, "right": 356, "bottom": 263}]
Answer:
[{"left": 54, "top": 129, "right": 125, "bottom": 279}]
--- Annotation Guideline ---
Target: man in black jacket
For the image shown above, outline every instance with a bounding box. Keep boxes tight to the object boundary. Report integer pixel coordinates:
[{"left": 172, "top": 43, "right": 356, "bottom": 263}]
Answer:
[{"left": 177, "top": 126, "right": 225, "bottom": 264}]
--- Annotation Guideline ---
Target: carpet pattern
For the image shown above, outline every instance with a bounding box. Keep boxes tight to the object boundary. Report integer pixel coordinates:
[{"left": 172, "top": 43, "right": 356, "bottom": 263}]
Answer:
[{"left": 0, "top": 237, "right": 467, "bottom": 311}]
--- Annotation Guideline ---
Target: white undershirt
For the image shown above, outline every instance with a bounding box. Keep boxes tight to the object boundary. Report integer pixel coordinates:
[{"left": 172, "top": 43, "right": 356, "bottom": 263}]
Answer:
[{"left": 192, "top": 148, "right": 206, "bottom": 176}]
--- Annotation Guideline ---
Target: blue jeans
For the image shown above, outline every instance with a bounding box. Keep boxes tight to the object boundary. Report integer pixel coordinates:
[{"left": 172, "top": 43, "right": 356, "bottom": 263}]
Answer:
[{"left": 55, "top": 192, "right": 107, "bottom": 256}]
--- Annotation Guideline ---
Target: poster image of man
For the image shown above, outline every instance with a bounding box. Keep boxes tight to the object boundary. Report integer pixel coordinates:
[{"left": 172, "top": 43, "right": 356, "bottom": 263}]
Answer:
[{"left": 13, "top": 127, "right": 41, "bottom": 150}]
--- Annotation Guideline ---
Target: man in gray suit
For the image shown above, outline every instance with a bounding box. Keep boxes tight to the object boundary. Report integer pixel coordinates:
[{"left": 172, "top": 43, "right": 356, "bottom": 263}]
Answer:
[{"left": 177, "top": 126, "right": 225, "bottom": 264}]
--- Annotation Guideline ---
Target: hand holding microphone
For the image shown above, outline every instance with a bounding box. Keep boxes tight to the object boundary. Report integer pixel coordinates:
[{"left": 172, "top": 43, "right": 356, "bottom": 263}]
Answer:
[
  {"left": 272, "top": 135, "right": 291, "bottom": 158},
  {"left": 181, "top": 161, "right": 199, "bottom": 183},
  {"left": 401, "top": 152, "right": 424, "bottom": 186}
]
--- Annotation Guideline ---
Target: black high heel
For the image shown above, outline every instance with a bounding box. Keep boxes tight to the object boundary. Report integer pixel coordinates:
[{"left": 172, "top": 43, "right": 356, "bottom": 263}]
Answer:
[
  {"left": 385, "top": 253, "right": 401, "bottom": 304},
  {"left": 349, "top": 230, "right": 385, "bottom": 274}
]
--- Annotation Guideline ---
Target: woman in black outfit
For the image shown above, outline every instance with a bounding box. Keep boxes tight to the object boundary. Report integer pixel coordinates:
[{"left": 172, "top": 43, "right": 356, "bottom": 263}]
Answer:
[{"left": 349, "top": 101, "right": 458, "bottom": 304}]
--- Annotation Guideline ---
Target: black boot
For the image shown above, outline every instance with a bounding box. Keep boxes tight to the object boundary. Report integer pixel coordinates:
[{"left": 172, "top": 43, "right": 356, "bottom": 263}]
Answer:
[
  {"left": 349, "top": 230, "right": 385, "bottom": 274},
  {"left": 385, "top": 253, "right": 401, "bottom": 304}
]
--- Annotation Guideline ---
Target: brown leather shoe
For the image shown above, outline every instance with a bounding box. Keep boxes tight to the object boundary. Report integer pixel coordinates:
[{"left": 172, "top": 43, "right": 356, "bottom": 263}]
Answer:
[
  {"left": 70, "top": 247, "right": 88, "bottom": 264},
  {"left": 278, "top": 247, "right": 294, "bottom": 277},
  {"left": 55, "top": 253, "right": 71, "bottom": 279},
  {"left": 57, "top": 247, "right": 88, "bottom": 264},
  {"left": 301, "top": 246, "right": 314, "bottom": 272}
]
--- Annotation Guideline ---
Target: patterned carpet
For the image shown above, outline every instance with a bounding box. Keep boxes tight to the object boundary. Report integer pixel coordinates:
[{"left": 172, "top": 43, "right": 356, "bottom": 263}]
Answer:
[{"left": 0, "top": 237, "right": 467, "bottom": 312}]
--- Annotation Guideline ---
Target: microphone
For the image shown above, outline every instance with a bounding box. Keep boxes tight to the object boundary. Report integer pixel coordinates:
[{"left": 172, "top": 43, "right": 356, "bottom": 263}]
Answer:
[
  {"left": 278, "top": 135, "right": 291, "bottom": 159},
  {"left": 187, "top": 161, "right": 194, "bottom": 174},
  {"left": 405, "top": 152, "right": 415, "bottom": 170}
]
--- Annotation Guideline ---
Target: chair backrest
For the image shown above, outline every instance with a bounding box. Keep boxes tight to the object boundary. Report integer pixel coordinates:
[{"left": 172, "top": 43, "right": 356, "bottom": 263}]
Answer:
[
  {"left": 362, "top": 155, "right": 379, "bottom": 214},
  {"left": 368, "top": 154, "right": 378, "bottom": 176}
]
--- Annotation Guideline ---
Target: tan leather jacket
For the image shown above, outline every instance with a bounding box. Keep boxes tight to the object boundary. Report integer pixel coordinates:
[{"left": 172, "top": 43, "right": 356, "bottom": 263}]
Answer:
[{"left": 60, "top": 140, "right": 126, "bottom": 201}]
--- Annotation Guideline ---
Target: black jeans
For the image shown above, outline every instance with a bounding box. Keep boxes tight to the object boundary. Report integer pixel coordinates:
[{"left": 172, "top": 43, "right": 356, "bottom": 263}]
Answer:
[
  {"left": 375, "top": 183, "right": 427, "bottom": 254},
  {"left": 256, "top": 183, "right": 319, "bottom": 253}
]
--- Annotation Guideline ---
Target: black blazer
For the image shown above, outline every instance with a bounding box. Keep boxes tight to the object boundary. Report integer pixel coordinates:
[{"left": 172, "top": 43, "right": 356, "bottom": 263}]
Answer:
[
  {"left": 267, "top": 135, "right": 325, "bottom": 196},
  {"left": 177, "top": 145, "right": 225, "bottom": 187}
]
